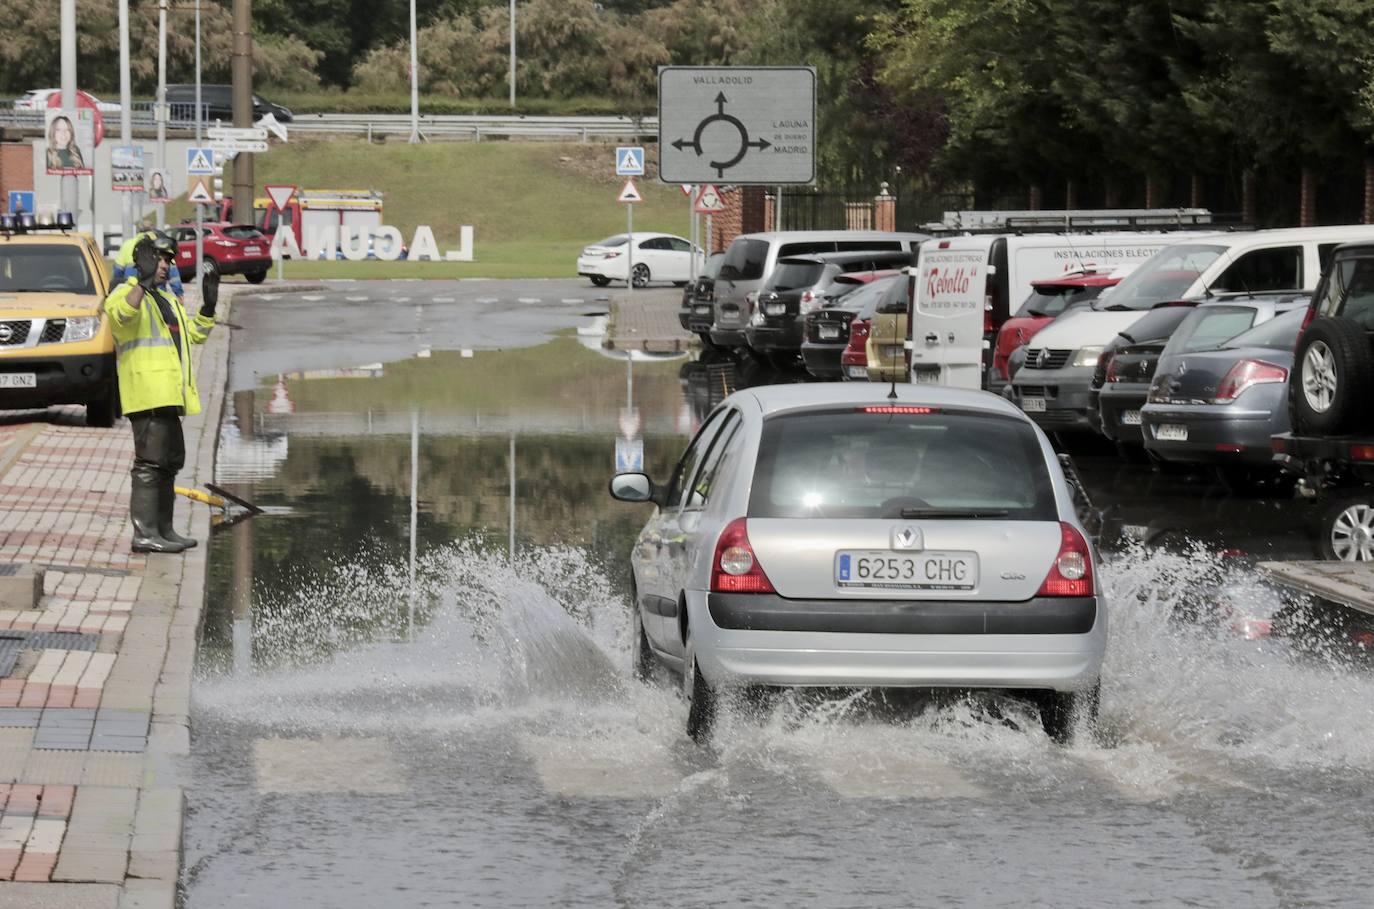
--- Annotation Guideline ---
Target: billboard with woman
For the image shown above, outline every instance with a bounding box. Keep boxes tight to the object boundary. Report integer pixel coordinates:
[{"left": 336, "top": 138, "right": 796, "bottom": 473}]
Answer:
[{"left": 44, "top": 109, "right": 94, "bottom": 176}]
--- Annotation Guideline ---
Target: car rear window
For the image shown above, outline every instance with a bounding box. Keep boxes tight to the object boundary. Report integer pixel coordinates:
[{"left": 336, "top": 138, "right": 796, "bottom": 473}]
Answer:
[
  {"left": 222, "top": 225, "right": 264, "bottom": 240},
  {"left": 749, "top": 409, "right": 1057, "bottom": 520},
  {"left": 1171, "top": 305, "right": 1257, "bottom": 354},
  {"left": 594, "top": 235, "right": 628, "bottom": 248},
  {"left": 719, "top": 238, "right": 770, "bottom": 281},
  {"left": 1016, "top": 284, "right": 1109, "bottom": 318},
  {"left": 1218, "top": 307, "right": 1305, "bottom": 350},
  {"left": 0, "top": 244, "right": 93, "bottom": 294},
  {"left": 766, "top": 261, "right": 826, "bottom": 291}
]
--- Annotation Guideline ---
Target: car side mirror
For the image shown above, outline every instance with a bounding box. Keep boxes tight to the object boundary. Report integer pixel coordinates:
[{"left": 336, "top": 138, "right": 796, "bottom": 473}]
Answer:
[{"left": 609, "top": 472, "right": 661, "bottom": 504}]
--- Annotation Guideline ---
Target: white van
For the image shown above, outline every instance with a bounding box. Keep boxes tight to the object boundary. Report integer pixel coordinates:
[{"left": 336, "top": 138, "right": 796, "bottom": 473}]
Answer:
[
  {"left": 871, "top": 230, "right": 1212, "bottom": 387},
  {"left": 709, "top": 230, "right": 929, "bottom": 348},
  {"left": 1008, "top": 225, "right": 1374, "bottom": 432}
]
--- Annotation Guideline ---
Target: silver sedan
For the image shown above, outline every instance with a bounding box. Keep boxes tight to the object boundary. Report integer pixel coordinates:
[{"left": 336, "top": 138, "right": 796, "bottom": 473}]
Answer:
[{"left": 609, "top": 384, "right": 1106, "bottom": 744}]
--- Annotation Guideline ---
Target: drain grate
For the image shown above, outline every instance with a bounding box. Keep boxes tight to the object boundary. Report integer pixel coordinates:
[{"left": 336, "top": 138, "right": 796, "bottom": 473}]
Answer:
[{"left": 0, "top": 630, "right": 102, "bottom": 677}]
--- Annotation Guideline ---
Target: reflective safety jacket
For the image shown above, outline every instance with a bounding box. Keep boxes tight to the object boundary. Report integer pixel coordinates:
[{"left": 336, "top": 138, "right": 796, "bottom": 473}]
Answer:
[{"left": 103, "top": 277, "right": 215, "bottom": 416}]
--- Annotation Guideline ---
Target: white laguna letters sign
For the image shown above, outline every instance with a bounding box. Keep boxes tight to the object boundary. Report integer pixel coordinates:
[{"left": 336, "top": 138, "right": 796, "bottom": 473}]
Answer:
[{"left": 269, "top": 224, "right": 475, "bottom": 262}]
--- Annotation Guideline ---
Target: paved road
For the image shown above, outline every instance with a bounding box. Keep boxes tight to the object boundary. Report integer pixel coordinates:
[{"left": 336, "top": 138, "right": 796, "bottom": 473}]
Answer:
[{"left": 182, "top": 280, "right": 1374, "bottom": 908}]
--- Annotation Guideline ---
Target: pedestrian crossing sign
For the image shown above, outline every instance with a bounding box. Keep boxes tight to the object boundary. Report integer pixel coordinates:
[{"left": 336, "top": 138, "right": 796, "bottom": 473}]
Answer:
[
  {"left": 187, "top": 174, "right": 214, "bottom": 204},
  {"left": 186, "top": 147, "right": 215, "bottom": 175},
  {"left": 616, "top": 146, "right": 645, "bottom": 176}
]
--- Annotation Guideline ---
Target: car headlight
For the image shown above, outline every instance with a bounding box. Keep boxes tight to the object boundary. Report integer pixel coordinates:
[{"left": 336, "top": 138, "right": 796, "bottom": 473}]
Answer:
[
  {"left": 62, "top": 316, "right": 99, "bottom": 342},
  {"left": 1072, "top": 345, "right": 1105, "bottom": 368}
]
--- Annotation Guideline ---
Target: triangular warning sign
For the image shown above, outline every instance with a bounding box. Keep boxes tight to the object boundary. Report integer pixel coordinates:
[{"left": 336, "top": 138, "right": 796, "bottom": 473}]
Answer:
[
  {"left": 187, "top": 175, "right": 213, "bottom": 204},
  {"left": 618, "top": 178, "right": 642, "bottom": 204},
  {"left": 693, "top": 184, "right": 725, "bottom": 214},
  {"left": 187, "top": 149, "right": 213, "bottom": 174},
  {"left": 265, "top": 184, "right": 297, "bottom": 210}
]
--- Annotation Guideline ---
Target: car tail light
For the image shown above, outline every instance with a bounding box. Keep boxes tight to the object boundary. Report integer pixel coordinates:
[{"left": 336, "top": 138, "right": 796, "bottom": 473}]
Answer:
[
  {"left": 1104, "top": 356, "right": 1120, "bottom": 383},
  {"left": 848, "top": 319, "right": 871, "bottom": 348},
  {"left": 800, "top": 290, "right": 816, "bottom": 312},
  {"left": 1212, "top": 359, "right": 1287, "bottom": 403},
  {"left": 710, "top": 518, "right": 776, "bottom": 594},
  {"left": 1271, "top": 436, "right": 1287, "bottom": 454},
  {"left": 1036, "top": 522, "right": 1094, "bottom": 597},
  {"left": 983, "top": 299, "right": 994, "bottom": 334},
  {"left": 604, "top": 251, "right": 621, "bottom": 259},
  {"left": 858, "top": 406, "right": 939, "bottom": 414},
  {"left": 1350, "top": 444, "right": 1374, "bottom": 462}
]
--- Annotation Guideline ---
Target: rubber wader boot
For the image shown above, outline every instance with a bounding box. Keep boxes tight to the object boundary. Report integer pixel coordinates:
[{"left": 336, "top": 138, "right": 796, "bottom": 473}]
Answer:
[
  {"left": 158, "top": 480, "right": 197, "bottom": 549},
  {"left": 131, "top": 479, "right": 188, "bottom": 554}
]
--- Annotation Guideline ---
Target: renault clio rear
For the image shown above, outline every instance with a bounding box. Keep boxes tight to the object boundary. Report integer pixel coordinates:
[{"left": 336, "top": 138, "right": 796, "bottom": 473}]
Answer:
[{"left": 609, "top": 384, "right": 1105, "bottom": 744}]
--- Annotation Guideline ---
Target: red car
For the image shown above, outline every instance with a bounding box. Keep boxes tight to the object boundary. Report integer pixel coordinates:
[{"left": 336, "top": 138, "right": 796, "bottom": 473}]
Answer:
[
  {"left": 991, "top": 270, "right": 1122, "bottom": 390},
  {"left": 172, "top": 221, "right": 272, "bottom": 284}
]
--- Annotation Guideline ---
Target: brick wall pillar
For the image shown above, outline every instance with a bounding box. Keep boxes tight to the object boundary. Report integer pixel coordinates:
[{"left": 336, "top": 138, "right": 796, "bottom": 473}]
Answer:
[
  {"left": 874, "top": 182, "right": 896, "bottom": 232},
  {"left": 1064, "top": 179, "right": 1078, "bottom": 211},
  {"left": 1299, "top": 166, "right": 1317, "bottom": 227},
  {"left": 1242, "top": 170, "right": 1257, "bottom": 225},
  {"left": 764, "top": 193, "right": 776, "bottom": 232},
  {"left": 1027, "top": 184, "right": 1043, "bottom": 211},
  {"left": 1189, "top": 172, "right": 1203, "bottom": 208},
  {"left": 1145, "top": 175, "right": 1163, "bottom": 209},
  {"left": 1364, "top": 154, "right": 1374, "bottom": 224},
  {"left": 0, "top": 137, "right": 35, "bottom": 204}
]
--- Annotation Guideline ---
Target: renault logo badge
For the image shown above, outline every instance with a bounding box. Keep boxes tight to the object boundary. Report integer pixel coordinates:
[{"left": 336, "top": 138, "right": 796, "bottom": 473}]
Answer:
[{"left": 891, "top": 525, "right": 923, "bottom": 551}]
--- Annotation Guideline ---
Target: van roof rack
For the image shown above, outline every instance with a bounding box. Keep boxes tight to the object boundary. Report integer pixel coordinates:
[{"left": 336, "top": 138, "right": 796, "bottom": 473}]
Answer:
[{"left": 924, "top": 208, "right": 1224, "bottom": 234}]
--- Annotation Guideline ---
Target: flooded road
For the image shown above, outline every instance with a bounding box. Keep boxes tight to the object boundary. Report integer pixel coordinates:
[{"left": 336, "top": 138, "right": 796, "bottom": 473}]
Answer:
[{"left": 184, "top": 283, "right": 1374, "bottom": 908}]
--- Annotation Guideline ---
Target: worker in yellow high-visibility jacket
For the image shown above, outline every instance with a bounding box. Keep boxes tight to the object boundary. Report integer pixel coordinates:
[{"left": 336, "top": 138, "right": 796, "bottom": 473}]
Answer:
[{"left": 103, "top": 235, "right": 218, "bottom": 553}]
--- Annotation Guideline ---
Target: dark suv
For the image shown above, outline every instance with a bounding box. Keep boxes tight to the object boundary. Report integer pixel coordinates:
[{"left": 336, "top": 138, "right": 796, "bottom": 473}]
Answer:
[
  {"left": 1273, "top": 243, "right": 1374, "bottom": 558},
  {"left": 164, "top": 84, "right": 293, "bottom": 123}
]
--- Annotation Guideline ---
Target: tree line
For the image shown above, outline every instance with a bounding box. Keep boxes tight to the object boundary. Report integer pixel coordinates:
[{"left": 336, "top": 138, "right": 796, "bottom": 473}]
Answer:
[{"left": 7, "top": 0, "right": 1373, "bottom": 221}]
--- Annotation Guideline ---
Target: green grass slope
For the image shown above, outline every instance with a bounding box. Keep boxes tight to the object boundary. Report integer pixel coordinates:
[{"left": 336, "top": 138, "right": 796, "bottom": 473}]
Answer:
[{"left": 213, "top": 138, "right": 695, "bottom": 279}]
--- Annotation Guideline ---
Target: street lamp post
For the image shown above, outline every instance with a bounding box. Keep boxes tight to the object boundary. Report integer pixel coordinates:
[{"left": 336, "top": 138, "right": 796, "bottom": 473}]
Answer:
[
  {"left": 119, "top": 0, "right": 133, "bottom": 240},
  {"left": 408, "top": 0, "right": 420, "bottom": 144},
  {"left": 509, "top": 0, "right": 516, "bottom": 109},
  {"left": 156, "top": 0, "right": 168, "bottom": 224},
  {"left": 60, "top": 0, "right": 78, "bottom": 217},
  {"left": 195, "top": 0, "right": 204, "bottom": 305}
]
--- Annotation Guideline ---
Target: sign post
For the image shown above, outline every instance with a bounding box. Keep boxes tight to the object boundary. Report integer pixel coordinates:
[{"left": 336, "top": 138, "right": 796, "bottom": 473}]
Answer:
[
  {"left": 264, "top": 184, "right": 297, "bottom": 281},
  {"left": 617, "top": 176, "right": 642, "bottom": 294}
]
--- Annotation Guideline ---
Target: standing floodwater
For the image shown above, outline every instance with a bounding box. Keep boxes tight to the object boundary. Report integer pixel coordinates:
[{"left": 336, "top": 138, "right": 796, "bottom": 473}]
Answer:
[{"left": 184, "top": 289, "right": 1374, "bottom": 908}]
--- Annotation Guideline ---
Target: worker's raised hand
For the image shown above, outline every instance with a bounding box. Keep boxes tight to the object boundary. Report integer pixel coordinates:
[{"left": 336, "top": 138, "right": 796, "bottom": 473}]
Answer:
[{"left": 133, "top": 238, "right": 161, "bottom": 289}]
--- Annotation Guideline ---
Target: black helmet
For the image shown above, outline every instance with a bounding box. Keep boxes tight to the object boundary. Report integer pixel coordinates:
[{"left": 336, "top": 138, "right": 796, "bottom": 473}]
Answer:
[{"left": 152, "top": 234, "right": 177, "bottom": 259}]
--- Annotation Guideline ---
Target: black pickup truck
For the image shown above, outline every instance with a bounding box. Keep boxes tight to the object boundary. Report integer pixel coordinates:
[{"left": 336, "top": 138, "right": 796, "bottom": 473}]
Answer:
[{"left": 1272, "top": 241, "right": 1374, "bottom": 559}]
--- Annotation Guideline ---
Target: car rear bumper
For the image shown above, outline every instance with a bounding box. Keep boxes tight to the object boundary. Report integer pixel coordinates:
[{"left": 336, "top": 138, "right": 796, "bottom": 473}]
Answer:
[
  {"left": 217, "top": 255, "right": 272, "bottom": 276},
  {"left": 1009, "top": 370, "right": 1094, "bottom": 432},
  {"left": 745, "top": 322, "right": 804, "bottom": 353},
  {"left": 801, "top": 342, "right": 846, "bottom": 378},
  {"left": 1142, "top": 404, "right": 1279, "bottom": 464},
  {"left": 709, "top": 327, "right": 747, "bottom": 348},
  {"left": 690, "top": 592, "right": 1105, "bottom": 691},
  {"left": 1097, "top": 384, "right": 1149, "bottom": 444},
  {"left": 0, "top": 352, "right": 115, "bottom": 409}
]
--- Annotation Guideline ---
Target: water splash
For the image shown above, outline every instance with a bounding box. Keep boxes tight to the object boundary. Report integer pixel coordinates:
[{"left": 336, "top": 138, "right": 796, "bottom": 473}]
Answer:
[{"left": 196, "top": 536, "right": 1374, "bottom": 776}]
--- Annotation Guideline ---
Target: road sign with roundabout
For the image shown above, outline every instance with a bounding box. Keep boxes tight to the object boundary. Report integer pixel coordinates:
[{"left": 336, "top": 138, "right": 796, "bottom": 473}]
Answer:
[{"left": 658, "top": 66, "right": 816, "bottom": 185}]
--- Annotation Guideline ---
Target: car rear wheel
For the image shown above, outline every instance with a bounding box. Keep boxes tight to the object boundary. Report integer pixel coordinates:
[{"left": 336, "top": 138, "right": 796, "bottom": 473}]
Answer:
[
  {"left": 1320, "top": 499, "right": 1374, "bottom": 561},
  {"left": 245, "top": 268, "right": 268, "bottom": 284},
  {"left": 631, "top": 264, "right": 651, "bottom": 288},
  {"left": 682, "top": 628, "right": 717, "bottom": 744},
  {"left": 589, "top": 275, "right": 610, "bottom": 287},
  {"left": 1039, "top": 683, "right": 1099, "bottom": 744},
  {"left": 85, "top": 384, "right": 120, "bottom": 428},
  {"left": 1292, "top": 317, "right": 1374, "bottom": 434}
]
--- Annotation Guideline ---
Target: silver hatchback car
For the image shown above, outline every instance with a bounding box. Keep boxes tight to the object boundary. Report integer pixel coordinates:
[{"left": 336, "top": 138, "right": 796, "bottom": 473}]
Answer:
[{"left": 610, "top": 384, "right": 1106, "bottom": 743}]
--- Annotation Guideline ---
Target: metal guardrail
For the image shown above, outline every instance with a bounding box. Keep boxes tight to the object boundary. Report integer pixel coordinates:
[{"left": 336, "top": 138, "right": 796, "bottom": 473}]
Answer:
[
  {"left": 289, "top": 113, "right": 659, "bottom": 142},
  {"left": 0, "top": 102, "right": 656, "bottom": 142}
]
